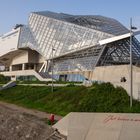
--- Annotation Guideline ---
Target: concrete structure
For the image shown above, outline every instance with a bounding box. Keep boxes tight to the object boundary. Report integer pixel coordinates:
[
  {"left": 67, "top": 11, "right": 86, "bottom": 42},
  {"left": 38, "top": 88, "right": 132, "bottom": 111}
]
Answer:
[
  {"left": 0, "top": 11, "right": 140, "bottom": 98},
  {"left": 0, "top": 27, "right": 51, "bottom": 81},
  {"left": 83, "top": 65, "right": 140, "bottom": 99},
  {"left": 0, "top": 81, "right": 16, "bottom": 90},
  {"left": 53, "top": 112, "right": 140, "bottom": 140}
]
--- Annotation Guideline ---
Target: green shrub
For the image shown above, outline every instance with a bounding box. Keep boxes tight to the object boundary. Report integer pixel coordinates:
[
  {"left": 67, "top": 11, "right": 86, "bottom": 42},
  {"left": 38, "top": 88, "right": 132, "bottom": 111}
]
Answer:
[
  {"left": 66, "top": 83, "right": 75, "bottom": 87},
  {"left": 0, "top": 74, "right": 10, "bottom": 84},
  {"left": 0, "top": 83, "right": 140, "bottom": 116}
]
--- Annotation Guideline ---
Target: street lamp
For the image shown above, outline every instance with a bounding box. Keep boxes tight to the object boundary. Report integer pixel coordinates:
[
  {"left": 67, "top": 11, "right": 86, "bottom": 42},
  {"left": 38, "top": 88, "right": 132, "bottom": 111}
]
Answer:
[
  {"left": 51, "top": 46, "right": 55, "bottom": 93},
  {"left": 130, "top": 18, "right": 137, "bottom": 108}
]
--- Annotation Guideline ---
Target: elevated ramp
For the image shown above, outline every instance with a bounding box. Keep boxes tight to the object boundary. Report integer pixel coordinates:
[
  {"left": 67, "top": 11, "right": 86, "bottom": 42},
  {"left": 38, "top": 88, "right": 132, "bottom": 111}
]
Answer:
[
  {"left": 53, "top": 112, "right": 140, "bottom": 140},
  {"left": 0, "top": 70, "right": 53, "bottom": 82},
  {"left": 0, "top": 81, "right": 16, "bottom": 90}
]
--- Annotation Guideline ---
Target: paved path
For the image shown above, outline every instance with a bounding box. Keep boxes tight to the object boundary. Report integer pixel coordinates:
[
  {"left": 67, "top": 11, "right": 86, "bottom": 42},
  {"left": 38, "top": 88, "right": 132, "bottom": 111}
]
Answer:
[
  {"left": 18, "top": 83, "right": 82, "bottom": 86},
  {"left": 0, "top": 101, "right": 62, "bottom": 121}
]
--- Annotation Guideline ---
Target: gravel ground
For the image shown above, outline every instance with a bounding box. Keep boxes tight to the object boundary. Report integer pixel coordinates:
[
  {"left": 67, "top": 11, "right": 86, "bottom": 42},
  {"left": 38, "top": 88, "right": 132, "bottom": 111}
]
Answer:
[{"left": 0, "top": 104, "right": 54, "bottom": 140}]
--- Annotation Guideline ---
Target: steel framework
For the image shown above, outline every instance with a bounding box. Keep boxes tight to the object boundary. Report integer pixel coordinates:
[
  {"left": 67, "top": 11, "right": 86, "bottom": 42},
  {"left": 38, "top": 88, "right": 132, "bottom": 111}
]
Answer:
[{"left": 17, "top": 11, "right": 140, "bottom": 80}]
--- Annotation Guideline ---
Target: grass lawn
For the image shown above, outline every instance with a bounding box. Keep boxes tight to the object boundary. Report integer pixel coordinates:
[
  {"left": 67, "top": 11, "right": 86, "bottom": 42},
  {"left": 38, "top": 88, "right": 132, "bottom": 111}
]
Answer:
[{"left": 0, "top": 83, "right": 140, "bottom": 116}]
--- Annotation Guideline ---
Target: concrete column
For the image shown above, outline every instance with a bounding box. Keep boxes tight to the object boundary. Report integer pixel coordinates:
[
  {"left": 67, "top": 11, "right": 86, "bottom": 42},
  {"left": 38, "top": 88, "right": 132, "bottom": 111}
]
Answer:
[
  {"left": 11, "top": 76, "right": 16, "bottom": 81},
  {"left": 34, "top": 64, "right": 37, "bottom": 71},
  {"left": 9, "top": 66, "right": 12, "bottom": 72},
  {"left": 22, "top": 63, "right": 25, "bottom": 70}
]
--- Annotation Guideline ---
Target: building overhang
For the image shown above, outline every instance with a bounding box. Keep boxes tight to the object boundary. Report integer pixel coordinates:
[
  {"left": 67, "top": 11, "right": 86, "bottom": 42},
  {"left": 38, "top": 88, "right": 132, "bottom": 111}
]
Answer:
[
  {"left": 0, "top": 28, "right": 21, "bottom": 57},
  {"left": 99, "top": 30, "right": 140, "bottom": 45},
  {"left": 0, "top": 50, "right": 25, "bottom": 66}
]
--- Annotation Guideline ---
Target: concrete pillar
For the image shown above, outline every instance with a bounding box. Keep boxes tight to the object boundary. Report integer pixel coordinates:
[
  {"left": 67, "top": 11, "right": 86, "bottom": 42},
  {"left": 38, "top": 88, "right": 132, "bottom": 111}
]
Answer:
[
  {"left": 11, "top": 76, "right": 16, "bottom": 81},
  {"left": 22, "top": 63, "right": 25, "bottom": 70},
  {"left": 34, "top": 64, "right": 37, "bottom": 71},
  {"left": 9, "top": 66, "right": 12, "bottom": 72}
]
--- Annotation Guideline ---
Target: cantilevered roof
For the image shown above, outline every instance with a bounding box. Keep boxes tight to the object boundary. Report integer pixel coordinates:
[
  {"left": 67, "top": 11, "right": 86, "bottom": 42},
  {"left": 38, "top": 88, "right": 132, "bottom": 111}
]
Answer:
[
  {"left": 99, "top": 30, "right": 140, "bottom": 45},
  {"left": 33, "top": 11, "right": 129, "bottom": 36}
]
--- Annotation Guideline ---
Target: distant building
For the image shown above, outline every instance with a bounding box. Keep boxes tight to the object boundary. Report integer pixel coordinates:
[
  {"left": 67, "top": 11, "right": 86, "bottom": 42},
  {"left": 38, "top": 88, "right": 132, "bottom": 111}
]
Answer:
[{"left": 0, "top": 11, "right": 140, "bottom": 98}]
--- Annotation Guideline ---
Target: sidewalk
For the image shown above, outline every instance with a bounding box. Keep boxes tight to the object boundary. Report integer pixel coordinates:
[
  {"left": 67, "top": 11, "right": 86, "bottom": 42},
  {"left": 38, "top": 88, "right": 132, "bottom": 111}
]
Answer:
[{"left": 18, "top": 83, "right": 82, "bottom": 86}]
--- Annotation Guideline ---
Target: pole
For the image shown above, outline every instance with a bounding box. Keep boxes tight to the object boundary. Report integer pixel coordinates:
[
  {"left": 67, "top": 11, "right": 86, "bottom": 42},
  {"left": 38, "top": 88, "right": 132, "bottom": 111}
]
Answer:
[
  {"left": 130, "top": 17, "right": 133, "bottom": 108},
  {"left": 52, "top": 46, "right": 54, "bottom": 93}
]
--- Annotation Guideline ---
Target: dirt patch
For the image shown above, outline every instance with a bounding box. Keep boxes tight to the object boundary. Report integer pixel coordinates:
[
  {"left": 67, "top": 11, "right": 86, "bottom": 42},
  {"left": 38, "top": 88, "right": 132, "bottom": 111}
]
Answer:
[
  {"left": 0, "top": 101, "right": 62, "bottom": 121},
  {"left": 0, "top": 104, "right": 54, "bottom": 140}
]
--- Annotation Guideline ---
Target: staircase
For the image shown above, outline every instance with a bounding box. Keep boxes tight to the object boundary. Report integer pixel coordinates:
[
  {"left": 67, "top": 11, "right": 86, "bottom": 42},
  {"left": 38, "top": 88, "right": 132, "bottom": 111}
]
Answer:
[
  {"left": 46, "top": 129, "right": 67, "bottom": 140},
  {"left": 38, "top": 72, "right": 52, "bottom": 79}
]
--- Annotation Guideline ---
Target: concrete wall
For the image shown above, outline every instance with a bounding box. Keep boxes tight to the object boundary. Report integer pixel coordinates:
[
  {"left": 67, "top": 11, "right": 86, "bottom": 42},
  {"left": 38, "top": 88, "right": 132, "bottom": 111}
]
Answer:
[
  {"left": 57, "top": 65, "right": 140, "bottom": 100},
  {"left": 10, "top": 49, "right": 44, "bottom": 65},
  {"left": 87, "top": 65, "right": 140, "bottom": 100},
  {"left": 38, "top": 54, "right": 44, "bottom": 63},
  {"left": 89, "top": 65, "right": 130, "bottom": 83},
  {"left": 11, "top": 51, "right": 28, "bottom": 65},
  {"left": 28, "top": 50, "right": 39, "bottom": 63},
  {"left": 0, "top": 29, "right": 20, "bottom": 57}
]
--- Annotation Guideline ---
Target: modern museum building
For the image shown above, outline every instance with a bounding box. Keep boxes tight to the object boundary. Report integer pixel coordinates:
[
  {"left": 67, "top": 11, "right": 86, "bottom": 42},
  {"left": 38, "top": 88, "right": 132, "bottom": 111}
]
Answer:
[{"left": 0, "top": 11, "right": 140, "bottom": 99}]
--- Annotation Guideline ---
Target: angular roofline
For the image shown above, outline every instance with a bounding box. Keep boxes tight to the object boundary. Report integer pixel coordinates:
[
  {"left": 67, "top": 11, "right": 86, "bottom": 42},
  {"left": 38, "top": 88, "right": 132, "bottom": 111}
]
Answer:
[
  {"left": 99, "top": 30, "right": 140, "bottom": 45},
  {"left": 30, "top": 12, "right": 114, "bottom": 37},
  {"left": 31, "top": 11, "right": 129, "bottom": 36}
]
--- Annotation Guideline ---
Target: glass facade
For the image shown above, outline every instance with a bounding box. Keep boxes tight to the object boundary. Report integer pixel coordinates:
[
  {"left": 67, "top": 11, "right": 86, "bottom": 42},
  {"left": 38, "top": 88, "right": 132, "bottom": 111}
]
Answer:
[
  {"left": 18, "top": 11, "right": 140, "bottom": 78},
  {"left": 53, "top": 74, "right": 85, "bottom": 82},
  {"left": 34, "top": 11, "right": 129, "bottom": 35},
  {"left": 19, "top": 12, "right": 112, "bottom": 60}
]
